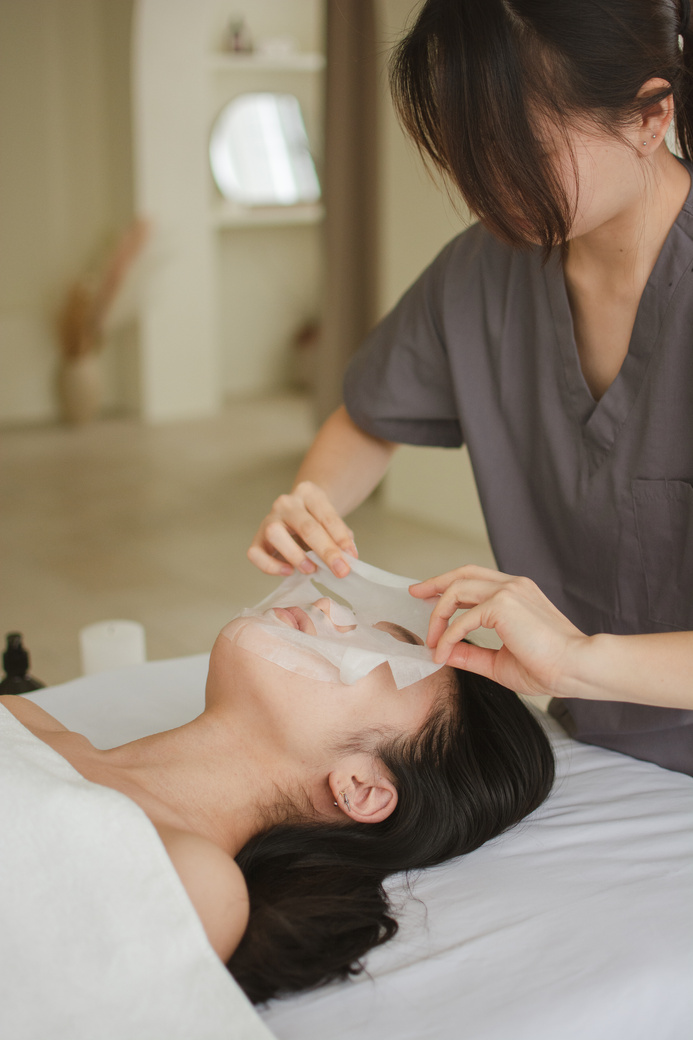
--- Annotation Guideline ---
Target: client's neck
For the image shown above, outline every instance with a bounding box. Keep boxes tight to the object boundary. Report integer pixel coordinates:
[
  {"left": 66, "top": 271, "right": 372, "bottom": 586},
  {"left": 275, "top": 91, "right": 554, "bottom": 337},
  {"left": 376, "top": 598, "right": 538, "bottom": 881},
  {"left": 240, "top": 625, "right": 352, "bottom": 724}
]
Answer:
[{"left": 98, "top": 712, "right": 287, "bottom": 856}]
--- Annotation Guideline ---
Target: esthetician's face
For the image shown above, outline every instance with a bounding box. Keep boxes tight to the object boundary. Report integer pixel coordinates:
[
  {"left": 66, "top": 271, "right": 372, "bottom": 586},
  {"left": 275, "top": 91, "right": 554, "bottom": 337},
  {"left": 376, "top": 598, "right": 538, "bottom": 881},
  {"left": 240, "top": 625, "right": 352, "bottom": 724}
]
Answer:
[
  {"left": 545, "top": 121, "right": 647, "bottom": 240},
  {"left": 206, "top": 599, "right": 453, "bottom": 767},
  {"left": 522, "top": 107, "right": 674, "bottom": 245},
  {"left": 502, "top": 111, "right": 659, "bottom": 246}
]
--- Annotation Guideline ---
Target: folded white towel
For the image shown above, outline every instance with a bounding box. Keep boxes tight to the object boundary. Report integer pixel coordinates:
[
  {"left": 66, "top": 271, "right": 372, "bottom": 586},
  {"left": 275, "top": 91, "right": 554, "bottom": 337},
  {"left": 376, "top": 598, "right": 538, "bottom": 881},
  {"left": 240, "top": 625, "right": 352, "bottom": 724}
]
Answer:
[{"left": 0, "top": 703, "right": 275, "bottom": 1040}]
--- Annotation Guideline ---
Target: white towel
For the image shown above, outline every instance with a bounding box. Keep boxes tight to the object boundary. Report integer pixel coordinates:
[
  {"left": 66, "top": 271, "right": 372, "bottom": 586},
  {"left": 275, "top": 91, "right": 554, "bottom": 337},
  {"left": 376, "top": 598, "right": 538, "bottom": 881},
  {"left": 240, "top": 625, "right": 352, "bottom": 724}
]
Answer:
[{"left": 0, "top": 703, "right": 276, "bottom": 1040}]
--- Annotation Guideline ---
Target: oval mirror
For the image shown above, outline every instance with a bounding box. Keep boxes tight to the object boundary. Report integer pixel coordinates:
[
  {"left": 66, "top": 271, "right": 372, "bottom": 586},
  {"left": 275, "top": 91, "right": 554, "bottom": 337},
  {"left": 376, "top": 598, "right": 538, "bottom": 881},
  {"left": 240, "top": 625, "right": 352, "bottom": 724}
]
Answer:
[{"left": 209, "top": 92, "right": 321, "bottom": 207}]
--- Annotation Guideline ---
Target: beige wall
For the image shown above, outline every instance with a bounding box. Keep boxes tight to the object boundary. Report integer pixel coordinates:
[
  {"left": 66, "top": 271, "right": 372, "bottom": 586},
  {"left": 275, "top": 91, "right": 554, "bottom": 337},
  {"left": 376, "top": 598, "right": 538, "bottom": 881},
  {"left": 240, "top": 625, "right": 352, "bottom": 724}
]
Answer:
[
  {"left": 376, "top": 0, "right": 467, "bottom": 316},
  {"left": 375, "top": 0, "right": 491, "bottom": 548},
  {"left": 0, "top": 0, "right": 134, "bottom": 425},
  {"left": 0, "top": 0, "right": 323, "bottom": 426}
]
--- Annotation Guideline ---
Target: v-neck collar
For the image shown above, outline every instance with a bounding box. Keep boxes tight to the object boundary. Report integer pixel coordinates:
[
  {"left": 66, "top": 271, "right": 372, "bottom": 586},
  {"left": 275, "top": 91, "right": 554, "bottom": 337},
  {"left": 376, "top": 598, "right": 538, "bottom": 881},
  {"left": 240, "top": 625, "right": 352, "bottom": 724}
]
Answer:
[{"left": 545, "top": 158, "right": 693, "bottom": 457}]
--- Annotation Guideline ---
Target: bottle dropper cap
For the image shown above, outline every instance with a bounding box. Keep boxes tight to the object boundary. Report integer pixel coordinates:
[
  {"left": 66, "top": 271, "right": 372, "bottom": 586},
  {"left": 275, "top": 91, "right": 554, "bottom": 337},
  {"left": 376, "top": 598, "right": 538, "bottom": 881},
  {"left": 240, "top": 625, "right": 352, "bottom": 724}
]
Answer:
[
  {"left": 3, "top": 633, "right": 29, "bottom": 677},
  {"left": 0, "top": 632, "right": 45, "bottom": 694}
]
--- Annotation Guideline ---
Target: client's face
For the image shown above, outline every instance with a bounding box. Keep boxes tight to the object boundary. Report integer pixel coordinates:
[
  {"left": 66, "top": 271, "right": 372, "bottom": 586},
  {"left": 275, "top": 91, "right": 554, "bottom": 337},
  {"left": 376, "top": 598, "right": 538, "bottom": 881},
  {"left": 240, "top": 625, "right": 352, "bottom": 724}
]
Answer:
[{"left": 207, "top": 598, "right": 453, "bottom": 767}]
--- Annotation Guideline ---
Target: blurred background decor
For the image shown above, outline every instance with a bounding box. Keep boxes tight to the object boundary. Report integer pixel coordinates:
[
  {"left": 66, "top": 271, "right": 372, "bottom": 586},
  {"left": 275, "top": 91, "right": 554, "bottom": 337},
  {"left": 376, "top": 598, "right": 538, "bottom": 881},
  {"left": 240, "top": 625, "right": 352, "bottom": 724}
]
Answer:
[
  {"left": 0, "top": 0, "right": 493, "bottom": 686},
  {"left": 57, "top": 218, "right": 149, "bottom": 424}
]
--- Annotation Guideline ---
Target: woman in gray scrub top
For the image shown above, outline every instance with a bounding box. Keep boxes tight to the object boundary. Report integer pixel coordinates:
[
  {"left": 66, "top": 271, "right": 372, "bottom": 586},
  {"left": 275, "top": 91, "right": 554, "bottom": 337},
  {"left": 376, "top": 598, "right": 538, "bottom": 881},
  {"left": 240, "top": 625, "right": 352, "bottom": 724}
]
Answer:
[{"left": 249, "top": 0, "right": 693, "bottom": 777}]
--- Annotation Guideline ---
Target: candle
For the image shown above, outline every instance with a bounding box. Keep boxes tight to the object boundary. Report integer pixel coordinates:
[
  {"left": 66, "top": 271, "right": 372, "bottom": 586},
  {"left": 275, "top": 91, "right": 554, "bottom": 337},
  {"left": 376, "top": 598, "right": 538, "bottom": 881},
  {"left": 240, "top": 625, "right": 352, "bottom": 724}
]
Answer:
[{"left": 79, "top": 620, "right": 147, "bottom": 675}]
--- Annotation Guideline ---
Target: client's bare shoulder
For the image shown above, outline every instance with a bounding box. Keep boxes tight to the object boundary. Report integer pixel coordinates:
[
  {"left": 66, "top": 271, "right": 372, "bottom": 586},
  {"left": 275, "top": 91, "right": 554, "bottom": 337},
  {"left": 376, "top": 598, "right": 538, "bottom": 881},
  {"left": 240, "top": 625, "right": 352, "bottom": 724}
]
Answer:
[
  {"left": 154, "top": 823, "right": 250, "bottom": 962},
  {"left": 0, "top": 694, "right": 70, "bottom": 734}
]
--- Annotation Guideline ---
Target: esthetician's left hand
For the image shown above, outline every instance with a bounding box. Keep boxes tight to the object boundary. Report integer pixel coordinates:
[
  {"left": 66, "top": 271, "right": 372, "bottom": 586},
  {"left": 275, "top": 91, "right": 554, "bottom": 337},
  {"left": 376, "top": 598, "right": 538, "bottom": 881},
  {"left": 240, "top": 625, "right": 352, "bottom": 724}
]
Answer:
[{"left": 410, "top": 565, "right": 587, "bottom": 699}]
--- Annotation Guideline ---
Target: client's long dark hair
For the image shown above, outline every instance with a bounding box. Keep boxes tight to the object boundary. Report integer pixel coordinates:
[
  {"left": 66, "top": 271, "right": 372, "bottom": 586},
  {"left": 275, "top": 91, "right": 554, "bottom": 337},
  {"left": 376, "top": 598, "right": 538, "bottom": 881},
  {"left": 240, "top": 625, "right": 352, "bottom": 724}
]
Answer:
[{"left": 228, "top": 668, "right": 554, "bottom": 1004}]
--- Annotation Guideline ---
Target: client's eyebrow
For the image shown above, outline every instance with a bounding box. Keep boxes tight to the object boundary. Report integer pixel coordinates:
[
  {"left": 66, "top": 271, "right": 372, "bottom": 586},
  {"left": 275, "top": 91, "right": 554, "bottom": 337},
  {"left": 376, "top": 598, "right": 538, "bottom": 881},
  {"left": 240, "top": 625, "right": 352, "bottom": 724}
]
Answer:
[{"left": 375, "top": 621, "right": 423, "bottom": 646}]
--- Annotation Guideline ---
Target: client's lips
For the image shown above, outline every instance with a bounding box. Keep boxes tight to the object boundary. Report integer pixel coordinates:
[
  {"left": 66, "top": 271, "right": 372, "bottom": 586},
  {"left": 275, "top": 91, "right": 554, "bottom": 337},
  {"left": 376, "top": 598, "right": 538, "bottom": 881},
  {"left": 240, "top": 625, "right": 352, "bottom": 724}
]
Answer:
[{"left": 271, "top": 606, "right": 316, "bottom": 635}]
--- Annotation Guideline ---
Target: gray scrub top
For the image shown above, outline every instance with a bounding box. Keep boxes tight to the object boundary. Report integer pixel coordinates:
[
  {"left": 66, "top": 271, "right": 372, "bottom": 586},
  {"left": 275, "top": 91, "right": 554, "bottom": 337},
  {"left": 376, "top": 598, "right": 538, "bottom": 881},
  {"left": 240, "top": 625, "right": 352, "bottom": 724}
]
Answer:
[{"left": 344, "top": 169, "right": 693, "bottom": 777}]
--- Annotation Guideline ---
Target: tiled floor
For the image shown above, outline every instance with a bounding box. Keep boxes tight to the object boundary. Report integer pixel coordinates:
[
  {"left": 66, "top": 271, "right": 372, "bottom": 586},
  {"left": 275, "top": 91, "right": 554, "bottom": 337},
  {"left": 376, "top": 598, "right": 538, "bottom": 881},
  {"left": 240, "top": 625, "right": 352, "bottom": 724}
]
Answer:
[{"left": 1, "top": 395, "right": 496, "bottom": 686}]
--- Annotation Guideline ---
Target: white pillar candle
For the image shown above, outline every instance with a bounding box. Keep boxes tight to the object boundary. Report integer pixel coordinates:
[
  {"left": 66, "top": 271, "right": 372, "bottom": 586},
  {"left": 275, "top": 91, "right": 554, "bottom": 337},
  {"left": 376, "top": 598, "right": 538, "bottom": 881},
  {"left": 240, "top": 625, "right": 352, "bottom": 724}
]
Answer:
[{"left": 79, "top": 620, "right": 147, "bottom": 676}]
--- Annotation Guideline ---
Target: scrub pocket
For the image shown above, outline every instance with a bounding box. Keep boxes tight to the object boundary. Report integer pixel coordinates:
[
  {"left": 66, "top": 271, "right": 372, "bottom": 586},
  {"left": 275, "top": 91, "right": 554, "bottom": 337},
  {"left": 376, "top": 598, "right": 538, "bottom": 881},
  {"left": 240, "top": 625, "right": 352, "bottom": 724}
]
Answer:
[{"left": 632, "top": 478, "right": 693, "bottom": 629}]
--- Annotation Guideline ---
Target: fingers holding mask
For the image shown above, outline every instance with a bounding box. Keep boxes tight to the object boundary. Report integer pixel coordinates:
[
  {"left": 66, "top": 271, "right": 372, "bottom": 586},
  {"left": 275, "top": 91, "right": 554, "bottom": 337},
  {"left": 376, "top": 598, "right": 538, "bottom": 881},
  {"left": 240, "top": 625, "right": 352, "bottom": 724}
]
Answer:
[
  {"left": 411, "top": 564, "right": 511, "bottom": 601},
  {"left": 410, "top": 565, "right": 513, "bottom": 649},
  {"left": 247, "top": 482, "right": 357, "bottom": 578},
  {"left": 427, "top": 576, "right": 513, "bottom": 657},
  {"left": 246, "top": 528, "right": 296, "bottom": 577},
  {"left": 410, "top": 566, "right": 586, "bottom": 698}
]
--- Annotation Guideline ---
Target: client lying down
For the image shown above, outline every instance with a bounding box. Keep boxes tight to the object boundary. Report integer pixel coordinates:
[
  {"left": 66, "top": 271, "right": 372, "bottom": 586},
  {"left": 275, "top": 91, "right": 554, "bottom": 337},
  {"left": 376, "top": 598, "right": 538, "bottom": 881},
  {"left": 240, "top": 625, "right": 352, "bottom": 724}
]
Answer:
[{"left": 1, "top": 557, "right": 554, "bottom": 1005}]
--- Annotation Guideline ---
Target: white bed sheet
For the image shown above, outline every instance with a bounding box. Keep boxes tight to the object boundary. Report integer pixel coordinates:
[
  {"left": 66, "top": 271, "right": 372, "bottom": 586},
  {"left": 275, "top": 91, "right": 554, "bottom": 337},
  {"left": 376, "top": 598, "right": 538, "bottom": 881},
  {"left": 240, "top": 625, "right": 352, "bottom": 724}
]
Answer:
[{"left": 26, "top": 656, "right": 693, "bottom": 1040}]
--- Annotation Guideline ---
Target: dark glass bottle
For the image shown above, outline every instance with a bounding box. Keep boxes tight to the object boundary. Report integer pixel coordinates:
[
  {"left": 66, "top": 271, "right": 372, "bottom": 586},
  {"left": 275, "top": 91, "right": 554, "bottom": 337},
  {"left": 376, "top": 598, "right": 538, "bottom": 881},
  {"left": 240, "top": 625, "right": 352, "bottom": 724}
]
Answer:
[{"left": 0, "top": 633, "right": 45, "bottom": 694}]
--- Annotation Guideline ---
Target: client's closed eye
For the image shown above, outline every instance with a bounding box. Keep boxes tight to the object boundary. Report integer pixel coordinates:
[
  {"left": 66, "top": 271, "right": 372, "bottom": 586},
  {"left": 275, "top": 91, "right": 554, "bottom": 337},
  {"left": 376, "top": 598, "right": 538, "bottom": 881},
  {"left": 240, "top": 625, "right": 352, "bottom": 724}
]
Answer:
[{"left": 373, "top": 621, "right": 424, "bottom": 646}]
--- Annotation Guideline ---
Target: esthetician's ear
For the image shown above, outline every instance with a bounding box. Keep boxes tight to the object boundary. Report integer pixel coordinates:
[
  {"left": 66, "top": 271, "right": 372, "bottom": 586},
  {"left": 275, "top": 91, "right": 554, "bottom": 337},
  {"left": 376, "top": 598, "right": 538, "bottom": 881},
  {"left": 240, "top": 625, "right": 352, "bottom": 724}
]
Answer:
[
  {"left": 632, "top": 77, "right": 675, "bottom": 148},
  {"left": 328, "top": 760, "right": 398, "bottom": 824}
]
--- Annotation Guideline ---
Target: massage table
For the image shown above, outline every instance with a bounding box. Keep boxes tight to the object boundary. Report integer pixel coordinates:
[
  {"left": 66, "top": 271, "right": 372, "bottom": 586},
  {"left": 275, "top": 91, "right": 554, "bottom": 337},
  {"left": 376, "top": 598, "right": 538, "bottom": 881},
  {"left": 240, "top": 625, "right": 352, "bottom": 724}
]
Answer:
[{"left": 12, "top": 654, "right": 693, "bottom": 1040}]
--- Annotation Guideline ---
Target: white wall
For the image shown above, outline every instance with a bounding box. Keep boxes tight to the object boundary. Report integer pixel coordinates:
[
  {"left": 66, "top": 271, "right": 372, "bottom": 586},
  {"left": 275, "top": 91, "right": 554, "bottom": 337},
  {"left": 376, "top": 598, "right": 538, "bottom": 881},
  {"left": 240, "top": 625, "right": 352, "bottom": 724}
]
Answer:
[
  {"left": 0, "top": 0, "right": 134, "bottom": 426},
  {"left": 206, "top": 1, "right": 325, "bottom": 398},
  {"left": 375, "top": 0, "right": 491, "bottom": 548},
  {"left": 133, "top": 0, "right": 324, "bottom": 421},
  {"left": 132, "top": 0, "right": 219, "bottom": 421}
]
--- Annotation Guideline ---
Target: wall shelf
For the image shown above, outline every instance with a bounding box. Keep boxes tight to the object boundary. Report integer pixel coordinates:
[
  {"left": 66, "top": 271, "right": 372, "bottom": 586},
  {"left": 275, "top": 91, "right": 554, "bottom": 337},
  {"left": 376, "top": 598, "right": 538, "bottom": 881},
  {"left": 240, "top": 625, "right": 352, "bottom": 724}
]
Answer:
[
  {"left": 210, "top": 201, "right": 325, "bottom": 228},
  {"left": 207, "top": 52, "right": 325, "bottom": 73}
]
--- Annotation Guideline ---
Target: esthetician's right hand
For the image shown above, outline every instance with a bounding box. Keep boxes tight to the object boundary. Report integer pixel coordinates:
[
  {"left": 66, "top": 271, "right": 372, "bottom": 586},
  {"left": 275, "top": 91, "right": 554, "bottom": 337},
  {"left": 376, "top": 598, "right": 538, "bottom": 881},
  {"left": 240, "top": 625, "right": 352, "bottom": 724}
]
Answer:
[{"left": 247, "top": 481, "right": 358, "bottom": 578}]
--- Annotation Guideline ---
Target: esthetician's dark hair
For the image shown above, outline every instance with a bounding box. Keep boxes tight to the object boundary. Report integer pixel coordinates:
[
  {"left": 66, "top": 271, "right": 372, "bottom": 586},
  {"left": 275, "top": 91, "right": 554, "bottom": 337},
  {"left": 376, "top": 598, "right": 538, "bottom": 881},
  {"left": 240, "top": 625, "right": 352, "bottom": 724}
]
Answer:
[
  {"left": 227, "top": 668, "right": 554, "bottom": 1004},
  {"left": 390, "top": 0, "right": 693, "bottom": 252}
]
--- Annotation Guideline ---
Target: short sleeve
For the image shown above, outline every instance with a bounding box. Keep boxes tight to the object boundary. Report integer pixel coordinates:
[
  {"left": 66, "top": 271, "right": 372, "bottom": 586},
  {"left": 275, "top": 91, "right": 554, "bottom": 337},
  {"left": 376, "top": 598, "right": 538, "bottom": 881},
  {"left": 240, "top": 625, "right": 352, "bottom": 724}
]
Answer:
[{"left": 343, "top": 239, "right": 463, "bottom": 448}]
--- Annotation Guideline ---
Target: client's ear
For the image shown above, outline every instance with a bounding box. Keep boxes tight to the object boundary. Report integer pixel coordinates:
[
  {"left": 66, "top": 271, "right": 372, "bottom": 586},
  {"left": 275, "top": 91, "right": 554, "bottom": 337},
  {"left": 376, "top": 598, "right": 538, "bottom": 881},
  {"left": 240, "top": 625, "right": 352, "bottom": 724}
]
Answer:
[{"left": 328, "top": 758, "right": 398, "bottom": 824}]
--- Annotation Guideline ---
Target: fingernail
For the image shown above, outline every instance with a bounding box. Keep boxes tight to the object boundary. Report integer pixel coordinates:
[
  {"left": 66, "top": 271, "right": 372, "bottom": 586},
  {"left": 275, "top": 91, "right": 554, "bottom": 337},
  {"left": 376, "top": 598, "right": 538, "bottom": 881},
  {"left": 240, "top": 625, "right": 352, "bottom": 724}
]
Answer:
[
  {"left": 333, "top": 559, "right": 349, "bottom": 577},
  {"left": 349, "top": 542, "right": 359, "bottom": 558},
  {"left": 280, "top": 565, "right": 293, "bottom": 576},
  {"left": 299, "top": 560, "right": 316, "bottom": 574}
]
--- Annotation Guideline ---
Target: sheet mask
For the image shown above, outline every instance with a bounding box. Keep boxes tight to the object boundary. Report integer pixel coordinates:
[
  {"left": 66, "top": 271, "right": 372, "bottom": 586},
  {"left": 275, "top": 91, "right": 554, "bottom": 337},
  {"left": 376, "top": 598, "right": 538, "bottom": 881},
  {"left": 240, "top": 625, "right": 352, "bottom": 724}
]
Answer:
[{"left": 223, "top": 553, "right": 444, "bottom": 689}]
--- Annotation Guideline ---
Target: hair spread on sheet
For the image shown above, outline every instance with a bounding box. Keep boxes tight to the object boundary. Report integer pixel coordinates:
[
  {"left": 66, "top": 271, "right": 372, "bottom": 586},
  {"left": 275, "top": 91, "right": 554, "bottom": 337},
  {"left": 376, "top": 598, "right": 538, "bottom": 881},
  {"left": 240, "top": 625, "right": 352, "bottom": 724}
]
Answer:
[{"left": 221, "top": 554, "right": 444, "bottom": 688}]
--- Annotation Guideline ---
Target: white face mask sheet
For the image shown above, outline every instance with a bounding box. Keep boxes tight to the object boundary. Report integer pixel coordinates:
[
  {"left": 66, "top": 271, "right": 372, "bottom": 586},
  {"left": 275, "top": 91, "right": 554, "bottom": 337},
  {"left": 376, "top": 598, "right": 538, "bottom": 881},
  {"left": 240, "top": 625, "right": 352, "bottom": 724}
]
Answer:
[{"left": 223, "top": 553, "right": 444, "bottom": 689}]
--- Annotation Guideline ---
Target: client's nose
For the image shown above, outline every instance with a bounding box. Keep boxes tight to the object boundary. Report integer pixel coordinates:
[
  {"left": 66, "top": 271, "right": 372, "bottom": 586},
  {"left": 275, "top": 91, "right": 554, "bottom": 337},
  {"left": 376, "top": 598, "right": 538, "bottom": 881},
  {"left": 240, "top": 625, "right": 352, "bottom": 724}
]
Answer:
[{"left": 311, "top": 598, "right": 356, "bottom": 631}]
